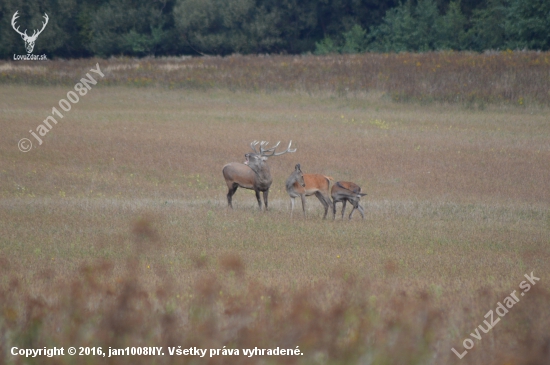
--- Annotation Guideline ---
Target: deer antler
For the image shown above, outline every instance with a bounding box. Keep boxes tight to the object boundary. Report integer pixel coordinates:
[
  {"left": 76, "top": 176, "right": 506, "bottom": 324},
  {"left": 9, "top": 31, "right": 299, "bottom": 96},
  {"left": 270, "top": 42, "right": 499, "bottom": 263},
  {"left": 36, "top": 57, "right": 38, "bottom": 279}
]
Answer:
[
  {"left": 259, "top": 141, "right": 280, "bottom": 155},
  {"left": 250, "top": 141, "right": 260, "bottom": 153},
  {"left": 261, "top": 141, "right": 296, "bottom": 157},
  {"left": 250, "top": 140, "right": 282, "bottom": 155},
  {"left": 11, "top": 11, "right": 27, "bottom": 38},
  {"left": 249, "top": 140, "right": 296, "bottom": 157},
  {"left": 273, "top": 141, "right": 296, "bottom": 156}
]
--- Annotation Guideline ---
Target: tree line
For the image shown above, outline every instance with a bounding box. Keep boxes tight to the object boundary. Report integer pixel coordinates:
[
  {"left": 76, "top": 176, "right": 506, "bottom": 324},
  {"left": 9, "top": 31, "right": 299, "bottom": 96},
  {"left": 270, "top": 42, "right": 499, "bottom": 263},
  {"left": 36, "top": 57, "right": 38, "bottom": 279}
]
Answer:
[{"left": 1, "top": 0, "right": 549, "bottom": 59}]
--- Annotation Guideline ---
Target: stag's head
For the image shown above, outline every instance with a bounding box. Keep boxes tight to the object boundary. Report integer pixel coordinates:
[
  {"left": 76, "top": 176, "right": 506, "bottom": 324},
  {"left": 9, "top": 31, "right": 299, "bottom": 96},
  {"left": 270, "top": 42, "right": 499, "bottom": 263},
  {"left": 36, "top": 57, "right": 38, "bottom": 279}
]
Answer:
[
  {"left": 244, "top": 140, "right": 296, "bottom": 171},
  {"left": 11, "top": 11, "right": 49, "bottom": 54}
]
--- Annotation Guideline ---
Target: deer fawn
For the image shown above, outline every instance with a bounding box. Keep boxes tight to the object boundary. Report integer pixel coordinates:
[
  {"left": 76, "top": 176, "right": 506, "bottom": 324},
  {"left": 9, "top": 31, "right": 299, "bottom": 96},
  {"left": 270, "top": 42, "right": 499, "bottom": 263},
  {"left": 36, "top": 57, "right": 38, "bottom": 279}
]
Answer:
[{"left": 331, "top": 181, "right": 367, "bottom": 220}]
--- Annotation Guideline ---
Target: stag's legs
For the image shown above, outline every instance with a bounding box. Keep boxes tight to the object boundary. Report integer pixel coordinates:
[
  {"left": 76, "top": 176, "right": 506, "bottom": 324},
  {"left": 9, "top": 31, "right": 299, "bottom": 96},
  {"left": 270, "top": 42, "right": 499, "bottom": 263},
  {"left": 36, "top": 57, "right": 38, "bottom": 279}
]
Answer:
[
  {"left": 255, "top": 190, "right": 262, "bottom": 211},
  {"left": 263, "top": 191, "right": 269, "bottom": 211},
  {"left": 227, "top": 184, "right": 238, "bottom": 209}
]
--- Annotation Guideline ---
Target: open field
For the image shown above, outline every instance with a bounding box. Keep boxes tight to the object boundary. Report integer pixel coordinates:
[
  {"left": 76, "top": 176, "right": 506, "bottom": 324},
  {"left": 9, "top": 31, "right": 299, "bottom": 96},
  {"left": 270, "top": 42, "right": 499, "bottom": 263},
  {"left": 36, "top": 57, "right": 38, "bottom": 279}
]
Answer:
[{"left": 1, "top": 80, "right": 549, "bottom": 364}]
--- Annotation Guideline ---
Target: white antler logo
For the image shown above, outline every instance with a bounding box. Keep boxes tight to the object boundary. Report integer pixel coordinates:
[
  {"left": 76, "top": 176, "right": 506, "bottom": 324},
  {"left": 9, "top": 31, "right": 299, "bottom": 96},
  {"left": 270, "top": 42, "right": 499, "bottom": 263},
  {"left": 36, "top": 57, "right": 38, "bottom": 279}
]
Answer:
[{"left": 11, "top": 11, "right": 49, "bottom": 54}]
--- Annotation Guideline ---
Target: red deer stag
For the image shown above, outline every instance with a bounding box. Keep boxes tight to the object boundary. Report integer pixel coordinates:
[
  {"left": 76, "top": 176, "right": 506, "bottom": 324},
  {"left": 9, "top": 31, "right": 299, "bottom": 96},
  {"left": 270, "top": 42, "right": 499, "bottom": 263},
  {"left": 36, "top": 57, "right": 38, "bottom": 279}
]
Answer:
[
  {"left": 286, "top": 164, "right": 333, "bottom": 219},
  {"left": 223, "top": 141, "right": 296, "bottom": 211},
  {"left": 331, "top": 181, "right": 367, "bottom": 220}
]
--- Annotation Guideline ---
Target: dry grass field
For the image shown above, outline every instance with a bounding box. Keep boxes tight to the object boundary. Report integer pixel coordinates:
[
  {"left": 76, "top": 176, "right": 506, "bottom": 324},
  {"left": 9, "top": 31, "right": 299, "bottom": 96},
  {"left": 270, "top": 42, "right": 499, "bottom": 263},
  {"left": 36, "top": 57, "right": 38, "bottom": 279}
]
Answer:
[{"left": 1, "top": 55, "right": 549, "bottom": 364}]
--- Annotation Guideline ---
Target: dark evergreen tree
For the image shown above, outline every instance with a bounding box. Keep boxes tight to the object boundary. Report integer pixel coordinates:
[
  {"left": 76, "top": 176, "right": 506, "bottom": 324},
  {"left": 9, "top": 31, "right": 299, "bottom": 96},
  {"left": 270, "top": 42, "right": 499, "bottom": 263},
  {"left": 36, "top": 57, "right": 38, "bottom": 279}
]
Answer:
[
  {"left": 505, "top": 0, "right": 550, "bottom": 50},
  {"left": 466, "top": 0, "right": 508, "bottom": 51},
  {"left": 89, "top": 0, "right": 174, "bottom": 57},
  {"left": 0, "top": 0, "right": 547, "bottom": 58},
  {"left": 173, "top": 0, "right": 283, "bottom": 55},
  {"left": 366, "top": 1, "right": 418, "bottom": 52},
  {"left": 435, "top": 1, "right": 468, "bottom": 50}
]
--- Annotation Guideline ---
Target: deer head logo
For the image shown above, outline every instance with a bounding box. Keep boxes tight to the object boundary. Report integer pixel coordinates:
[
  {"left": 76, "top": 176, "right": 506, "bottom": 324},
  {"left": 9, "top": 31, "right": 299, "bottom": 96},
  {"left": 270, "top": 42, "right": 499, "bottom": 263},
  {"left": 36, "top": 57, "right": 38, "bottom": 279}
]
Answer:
[{"left": 11, "top": 11, "right": 49, "bottom": 54}]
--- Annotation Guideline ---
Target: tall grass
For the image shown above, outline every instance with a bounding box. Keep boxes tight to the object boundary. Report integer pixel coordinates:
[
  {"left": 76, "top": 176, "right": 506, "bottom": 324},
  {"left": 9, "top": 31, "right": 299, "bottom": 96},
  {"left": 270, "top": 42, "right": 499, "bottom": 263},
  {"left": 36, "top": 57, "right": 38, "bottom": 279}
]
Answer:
[
  {"left": 1, "top": 51, "right": 550, "bottom": 105},
  {"left": 1, "top": 214, "right": 549, "bottom": 365}
]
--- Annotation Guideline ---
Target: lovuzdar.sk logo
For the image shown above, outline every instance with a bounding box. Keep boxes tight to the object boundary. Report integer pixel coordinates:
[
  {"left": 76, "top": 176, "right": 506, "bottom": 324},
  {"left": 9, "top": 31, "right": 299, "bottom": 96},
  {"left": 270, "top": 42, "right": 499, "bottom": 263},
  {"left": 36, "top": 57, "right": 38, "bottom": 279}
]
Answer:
[{"left": 11, "top": 10, "right": 49, "bottom": 60}]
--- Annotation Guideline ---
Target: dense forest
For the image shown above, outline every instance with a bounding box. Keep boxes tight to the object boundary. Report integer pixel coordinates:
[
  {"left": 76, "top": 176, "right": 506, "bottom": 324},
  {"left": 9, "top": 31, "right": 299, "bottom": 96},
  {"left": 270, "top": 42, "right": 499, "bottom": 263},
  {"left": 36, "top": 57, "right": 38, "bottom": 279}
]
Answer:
[{"left": 1, "top": 0, "right": 549, "bottom": 58}]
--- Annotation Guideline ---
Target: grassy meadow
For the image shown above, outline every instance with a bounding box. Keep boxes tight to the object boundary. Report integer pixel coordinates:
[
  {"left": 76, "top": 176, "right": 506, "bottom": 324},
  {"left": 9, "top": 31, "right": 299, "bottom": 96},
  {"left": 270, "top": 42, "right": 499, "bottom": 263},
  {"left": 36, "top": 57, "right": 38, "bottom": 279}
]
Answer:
[{"left": 1, "top": 54, "right": 550, "bottom": 364}]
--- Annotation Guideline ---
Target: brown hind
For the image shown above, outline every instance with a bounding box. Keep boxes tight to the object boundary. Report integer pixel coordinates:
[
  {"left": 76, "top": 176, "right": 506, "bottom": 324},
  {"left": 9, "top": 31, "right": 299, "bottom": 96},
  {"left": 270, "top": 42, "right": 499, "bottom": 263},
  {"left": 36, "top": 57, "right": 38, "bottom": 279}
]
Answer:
[{"left": 286, "top": 164, "right": 333, "bottom": 219}]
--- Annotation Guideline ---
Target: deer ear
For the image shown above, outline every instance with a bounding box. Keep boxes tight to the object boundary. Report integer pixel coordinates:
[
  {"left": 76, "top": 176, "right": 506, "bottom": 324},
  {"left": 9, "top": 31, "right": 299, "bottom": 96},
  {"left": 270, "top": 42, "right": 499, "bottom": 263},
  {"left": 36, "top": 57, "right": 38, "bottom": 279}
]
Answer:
[
  {"left": 261, "top": 156, "right": 268, "bottom": 161},
  {"left": 295, "top": 164, "right": 301, "bottom": 170}
]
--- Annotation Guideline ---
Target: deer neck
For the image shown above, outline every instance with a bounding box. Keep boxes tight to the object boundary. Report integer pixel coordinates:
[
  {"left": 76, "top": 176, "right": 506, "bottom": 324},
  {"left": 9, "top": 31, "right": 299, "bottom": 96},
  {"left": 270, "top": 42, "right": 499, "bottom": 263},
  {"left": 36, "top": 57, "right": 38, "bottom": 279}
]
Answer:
[
  {"left": 251, "top": 162, "right": 272, "bottom": 188},
  {"left": 285, "top": 172, "right": 299, "bottom": 192}
]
